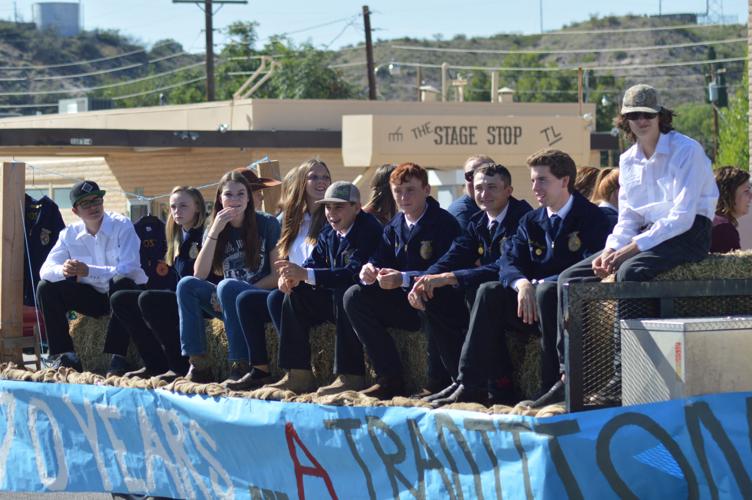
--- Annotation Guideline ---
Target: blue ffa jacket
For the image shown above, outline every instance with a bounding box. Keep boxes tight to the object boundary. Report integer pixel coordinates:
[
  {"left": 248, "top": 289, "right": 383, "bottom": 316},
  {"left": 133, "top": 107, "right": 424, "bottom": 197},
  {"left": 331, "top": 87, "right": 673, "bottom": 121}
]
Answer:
[
  {"left": 447, "top": 193, "right": 480, "bottom": 231},
  {"left": 499, "top": 192, "right": 611, "bottom": 286},
  {"left": 303, "top": 210, "right": 382, "bottom": 289},
  {"left": 370, "top": 197, "right": 460, "bottom": 280},
  {"left": 24, "top": 194, "right": 65, "bottom": 306},
  {"left": 599, "top": 205, "right": 618, "bottom": 230},
  {"left": 173, "top": 226, "right": 205, "bottom": 281},
  {"left": 134, "top": 215, "right": 169, "bottom": 290},
  {"left": 424, "top": 196, "right": 533, "bottom": 289}
]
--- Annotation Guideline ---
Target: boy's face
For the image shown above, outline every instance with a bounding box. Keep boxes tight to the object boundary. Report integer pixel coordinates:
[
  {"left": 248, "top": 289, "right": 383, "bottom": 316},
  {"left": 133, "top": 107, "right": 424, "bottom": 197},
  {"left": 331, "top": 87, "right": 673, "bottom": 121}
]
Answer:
[
  {"left": 72, "top": 195, "right": 105, "bottom": 223},
  {"left": 473, "top": 171, "right": 512, "bottom": 214},
  {"left": 390, "top": 176, "right": 430, "bottom": 219},
  {"left": 325, "top": 202, "right": 360, "bottom": 232},
  {"left": 530, "top": 165, "right": 569, "bottom": 209}
]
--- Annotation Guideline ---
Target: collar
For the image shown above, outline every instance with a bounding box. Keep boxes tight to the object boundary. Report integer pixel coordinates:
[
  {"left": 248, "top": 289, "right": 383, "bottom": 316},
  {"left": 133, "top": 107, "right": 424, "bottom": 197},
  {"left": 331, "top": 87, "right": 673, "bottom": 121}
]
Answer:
[
  {"left": 547, "top": 194, "right": 573, "bottom": 220},
  {"left": 598, "top": 201, "right": 617, "bottom": 210},
  {"left": 338, "top": 224, "right": 354, "bottom": 239},
  {"left": 76, "top": 212, "right": 111, "bottom": 239},
  {"left": 635, "top": 131, "right": 671, "bottom": 160},
  {"left": 404, "top": 202, "right": 428, "bottom": 228},
  {"left": 486, "top": 203, "right": 509, "bottom": 229}
]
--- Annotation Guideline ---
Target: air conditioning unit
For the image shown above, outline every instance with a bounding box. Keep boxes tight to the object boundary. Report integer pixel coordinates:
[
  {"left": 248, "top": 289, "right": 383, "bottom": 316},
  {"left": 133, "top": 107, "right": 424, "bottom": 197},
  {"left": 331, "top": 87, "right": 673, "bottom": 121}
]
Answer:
[
  {"left": 621, "top": 316, "right": 752, "bottom": 406},
  {"left": 58, "top": 97, "right": 88, "bottom": 114}
]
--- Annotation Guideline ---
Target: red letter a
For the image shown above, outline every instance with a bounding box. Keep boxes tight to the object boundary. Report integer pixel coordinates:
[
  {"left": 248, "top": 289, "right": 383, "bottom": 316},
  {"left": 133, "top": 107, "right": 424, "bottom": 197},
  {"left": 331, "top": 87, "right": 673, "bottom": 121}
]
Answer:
[{"left": 285, "top": 422, "right": 339, "bottom": 500}]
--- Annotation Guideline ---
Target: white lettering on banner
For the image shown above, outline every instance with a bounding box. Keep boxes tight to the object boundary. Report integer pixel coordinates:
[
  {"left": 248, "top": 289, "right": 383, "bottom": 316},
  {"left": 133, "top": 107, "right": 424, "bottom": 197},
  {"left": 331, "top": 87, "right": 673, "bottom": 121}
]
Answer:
[
  {"left": 28, "top": 398, "right": 68, "bottom": 490},
  {"left": 157, "top": 408, "right": 209, "bottom": 499},
  {"left": 96, "top": 403, "right": 147, "bottom": 492},
  {"left": 137, "top": 407, "right": 186, "bottom": 498},
  {"left": 189, "top": 420, "right": 234, "bottom": 499},
  {"left": 62, "top": 396, "right": 113, "bottom": 491},
  {"left": 0, "top": 392, "right": 15, "bottom": 487}
]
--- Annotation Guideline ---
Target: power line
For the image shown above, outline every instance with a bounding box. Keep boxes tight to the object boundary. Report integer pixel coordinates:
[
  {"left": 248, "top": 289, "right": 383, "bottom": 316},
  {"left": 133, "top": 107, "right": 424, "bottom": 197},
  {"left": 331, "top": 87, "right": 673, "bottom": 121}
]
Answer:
[
  {"left": 389, "top": 37, "right": 745, "bottom": 56},
  {"left": 110, "top": 75, "right": 207, "bottom": 100},
  {"left": 0, "top": 61, "right": 205, "bottom": 96}
]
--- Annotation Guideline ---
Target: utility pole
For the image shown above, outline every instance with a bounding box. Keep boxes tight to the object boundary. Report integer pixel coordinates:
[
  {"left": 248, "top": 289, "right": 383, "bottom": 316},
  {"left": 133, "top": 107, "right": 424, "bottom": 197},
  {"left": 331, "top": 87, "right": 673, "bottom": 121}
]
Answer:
[
  {"left": 363, "top": 5, "right": 376, "bottom": 100},
  {"left": 205, "top": 0, "right": 215, "bottom": 101}
]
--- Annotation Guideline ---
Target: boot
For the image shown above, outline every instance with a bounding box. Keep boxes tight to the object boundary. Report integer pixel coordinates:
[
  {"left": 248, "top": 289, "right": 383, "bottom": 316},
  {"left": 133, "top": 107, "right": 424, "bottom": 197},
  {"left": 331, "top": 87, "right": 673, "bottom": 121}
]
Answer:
[
  {"left": 223, "top": 367, "right": 275, "bottom": 391},
  {"left": 262, "top": 369, "right": 316, "bottom": 394},
  {"left": 316, "top": 374, "right": 366, "bottom": 396},
  {"left": 359, "top": 375, "right": 404, "bottom": 400}
]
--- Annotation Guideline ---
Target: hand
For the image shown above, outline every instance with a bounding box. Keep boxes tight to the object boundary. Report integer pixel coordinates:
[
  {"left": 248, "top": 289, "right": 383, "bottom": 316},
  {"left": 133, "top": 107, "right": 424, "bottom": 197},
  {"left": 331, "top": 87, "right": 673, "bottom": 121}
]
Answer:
[
  {"left": 420, "top": 273, "right": 457, "bottom": 300},
  {"left": 209, "top": 206, "right": 241, "bottom": 236},
  {"left": 516, "top": 280, "right": 538, "bottom": 324},
  {"left": 278, "top": 276, "right": 298, "bottom": 294},
  {"left": 62, "top": 259, "right": 88, "bottom": 278},
  {"left": 407, "top": 279, "right": 427, "bottom": 310},
  {"left": 592, "top": 249, "right": 613, "bottom": 278},
  {"left": 359, "top": 263, "right": 379, "bottom": 285},
  {"left": 376, "top": 268, "right": 402, "bottom": 290},
  {"left": 274, "top": 260, "right": 307, "bottom": 282},
  {"left": 601, "top": 242, "right": 640, "bottom": 275}
]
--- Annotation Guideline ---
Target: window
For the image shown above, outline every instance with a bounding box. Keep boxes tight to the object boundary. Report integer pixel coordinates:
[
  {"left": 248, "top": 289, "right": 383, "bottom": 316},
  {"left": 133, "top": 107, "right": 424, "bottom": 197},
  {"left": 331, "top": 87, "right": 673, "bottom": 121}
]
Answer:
[
  {"left": 26, "top": 188, "right": 48, "bottom": 201},
  {"left": 53, "top": 188, "right": 73, "bottom": 209}
]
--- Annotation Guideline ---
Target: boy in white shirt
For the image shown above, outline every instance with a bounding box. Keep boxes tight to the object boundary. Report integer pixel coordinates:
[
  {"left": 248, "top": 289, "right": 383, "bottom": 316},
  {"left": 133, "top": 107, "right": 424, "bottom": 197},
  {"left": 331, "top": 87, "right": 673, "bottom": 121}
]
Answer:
[{"left": 38, "top": 180, "right": 147, "bottom": 373}]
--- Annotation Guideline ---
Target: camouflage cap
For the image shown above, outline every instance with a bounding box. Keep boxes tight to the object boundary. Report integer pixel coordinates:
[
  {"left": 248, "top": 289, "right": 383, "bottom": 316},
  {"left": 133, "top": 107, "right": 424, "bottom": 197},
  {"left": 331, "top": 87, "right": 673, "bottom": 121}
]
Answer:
[
  {"left": 318, "top": 181, "right": 361, "bottom": 204},
  {"left": 621, "top": 84, "right": 661, "bottom": 114}
]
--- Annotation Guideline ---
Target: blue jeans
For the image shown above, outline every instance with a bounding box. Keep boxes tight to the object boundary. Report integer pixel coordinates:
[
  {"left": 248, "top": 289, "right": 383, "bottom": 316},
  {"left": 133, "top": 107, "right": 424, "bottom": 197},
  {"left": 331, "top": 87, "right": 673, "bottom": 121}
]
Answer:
[
  {"left": 177, "top": 276, "right": 220, "bottom": 358},
  {"left": 266, "top": 288, "right": 285, "bottom": 334},
  {"left": 217, "top": 278, "right": 271, "bottom": 363}
]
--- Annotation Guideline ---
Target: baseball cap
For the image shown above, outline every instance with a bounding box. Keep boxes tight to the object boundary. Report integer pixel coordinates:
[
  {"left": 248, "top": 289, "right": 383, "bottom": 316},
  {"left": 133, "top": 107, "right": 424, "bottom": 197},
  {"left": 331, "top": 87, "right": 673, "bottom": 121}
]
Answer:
[
  {"left": 621, "top": 84, "right": 661, "bottom": 115},
  {"left": 318, "top": 181, "right": 361, "bottom": 204},
  {"left": 233, "top": 167, "right": 282, "bottom": 192},
  {"left": 70, "top": 180, "right": 106, "bottom": 207}
]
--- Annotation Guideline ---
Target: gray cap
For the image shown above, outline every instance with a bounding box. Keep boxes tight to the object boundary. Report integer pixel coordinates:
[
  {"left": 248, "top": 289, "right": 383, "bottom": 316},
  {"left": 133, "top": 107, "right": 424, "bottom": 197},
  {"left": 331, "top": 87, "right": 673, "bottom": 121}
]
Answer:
[
  {"left": 318, "top": 181, "right": 361, "bottom": 204},
  {"left": 621, "top": 84, "right": 661, "bottom": 114}
]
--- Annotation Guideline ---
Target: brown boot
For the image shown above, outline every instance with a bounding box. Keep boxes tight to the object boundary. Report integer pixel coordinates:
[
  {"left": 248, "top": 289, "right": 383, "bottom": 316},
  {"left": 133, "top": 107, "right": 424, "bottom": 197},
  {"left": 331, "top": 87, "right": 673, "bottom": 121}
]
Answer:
[
  {"left": 359, "top": 375, "right": 404, "bottom": 400},
  {"left": 262, "top": 369, "right": 316, "bottom": 394},
  {"left": 316, "top": 374, "right": 366, "bottom": 396},
  {"left": 184, "top": 356, "right": 213, "bottom": 384}
]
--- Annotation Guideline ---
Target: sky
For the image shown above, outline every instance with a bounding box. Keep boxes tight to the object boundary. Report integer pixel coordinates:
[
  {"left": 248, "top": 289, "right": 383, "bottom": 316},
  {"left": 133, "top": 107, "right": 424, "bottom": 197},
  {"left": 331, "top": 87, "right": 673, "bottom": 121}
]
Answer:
[{"left": 2, "top": 0, "right": 749, "bottom": 53}]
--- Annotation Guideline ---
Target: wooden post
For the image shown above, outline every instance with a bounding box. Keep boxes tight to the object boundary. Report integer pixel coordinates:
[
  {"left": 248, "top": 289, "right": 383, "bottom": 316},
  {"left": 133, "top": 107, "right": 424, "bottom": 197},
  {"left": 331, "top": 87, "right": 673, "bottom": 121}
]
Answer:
[
  {"left": 0, "top": 162, "right": 26, "bottom": 363},
  {"left": 256, "top": 160, "right": 281, "bottom": 215}
]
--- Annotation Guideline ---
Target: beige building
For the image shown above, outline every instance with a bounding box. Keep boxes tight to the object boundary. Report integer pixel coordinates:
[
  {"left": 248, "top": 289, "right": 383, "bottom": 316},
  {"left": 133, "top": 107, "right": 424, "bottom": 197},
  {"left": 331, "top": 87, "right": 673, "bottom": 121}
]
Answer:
[{"left": 0, "top": 98, "right": 607, "bottom": 223}]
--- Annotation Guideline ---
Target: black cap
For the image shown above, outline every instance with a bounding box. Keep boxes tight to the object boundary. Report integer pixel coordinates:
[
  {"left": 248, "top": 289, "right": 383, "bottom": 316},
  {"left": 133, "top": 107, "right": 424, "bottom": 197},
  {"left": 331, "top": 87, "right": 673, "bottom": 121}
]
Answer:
[{"left": 70, "top": 180, "right": 106, "bottom": 207}]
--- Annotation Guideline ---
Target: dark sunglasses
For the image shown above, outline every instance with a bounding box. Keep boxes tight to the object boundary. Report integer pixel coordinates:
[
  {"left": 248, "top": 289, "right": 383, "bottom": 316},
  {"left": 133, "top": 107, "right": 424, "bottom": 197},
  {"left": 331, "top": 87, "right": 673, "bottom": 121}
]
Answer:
[
  {"left": 76, "top": 197, "right": 104, "bottom": 209},
  {"left": 624, "top": 112, "right": 657, "bottom": 121}
]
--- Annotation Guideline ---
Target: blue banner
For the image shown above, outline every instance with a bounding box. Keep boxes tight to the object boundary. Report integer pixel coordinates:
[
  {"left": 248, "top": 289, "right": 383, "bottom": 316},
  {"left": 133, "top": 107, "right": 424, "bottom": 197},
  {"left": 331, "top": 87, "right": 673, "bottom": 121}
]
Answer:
[{"left": 0, "top": 380, "right": 750, "bottom": 498}]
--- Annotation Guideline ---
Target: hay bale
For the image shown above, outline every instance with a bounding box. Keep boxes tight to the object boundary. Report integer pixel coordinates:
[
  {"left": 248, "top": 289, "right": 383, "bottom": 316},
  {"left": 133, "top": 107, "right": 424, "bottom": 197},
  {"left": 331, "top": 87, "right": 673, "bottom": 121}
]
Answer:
[
  {"left": 70, "top": 315, "right": 142, "bottom": 374},
  {"left": 655, "top": 250, "right": 752, "bottom": 281}
]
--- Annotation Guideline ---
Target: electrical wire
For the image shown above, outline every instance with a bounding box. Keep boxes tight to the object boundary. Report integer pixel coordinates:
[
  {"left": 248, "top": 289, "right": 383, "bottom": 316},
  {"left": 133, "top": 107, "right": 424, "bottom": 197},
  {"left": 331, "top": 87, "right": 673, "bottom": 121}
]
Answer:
[
  {"left": 540, "top": 22, "right": 741, "bottom": 35},
  {"left": 389, "top": 37, "right": 745, "bottom": 56},
  {"left": 110, "top": 75, "right": 207, "bottom": 100}
]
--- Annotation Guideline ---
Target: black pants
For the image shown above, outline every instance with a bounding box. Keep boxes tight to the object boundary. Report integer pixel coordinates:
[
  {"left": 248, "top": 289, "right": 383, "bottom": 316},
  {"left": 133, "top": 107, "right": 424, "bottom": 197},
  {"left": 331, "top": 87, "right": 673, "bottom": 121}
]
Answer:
[
  {"left": 37, "top": 277, "right": 140, "bottom": 357},
  {"left": 557, "top": 215, "right": 712, "bottom": 374},
  {"left": 419, "top": 286, "right": 472, "bottom": 381},
  {"left": 279, "top": 284, "right": 365, "bottom": 376},
  {"left": 110, "top": 289, "right": 188, "bottom": 374},
  {"left": 343, "top": 284, "right": 422, "bottom": 378},
  {"left": 456, "top": 281, "right": 559, "bottom": 390}
]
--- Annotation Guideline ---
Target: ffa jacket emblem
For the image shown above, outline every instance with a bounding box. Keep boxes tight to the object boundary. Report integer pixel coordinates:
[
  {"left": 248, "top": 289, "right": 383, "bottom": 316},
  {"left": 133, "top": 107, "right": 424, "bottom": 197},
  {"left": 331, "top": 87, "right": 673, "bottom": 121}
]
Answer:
[
  {"left": 568, "top": 231, "right": 582, "bottom": 252},
  {"left": 420, "top": 240, "right": 433, "bottom": 260},
  {"left": 40, "top": 228, "right": 51, "bottom": 246},
  {"left": 535, "top": 248, "right": 543, "bottom": 256},
  {"left": 478, "top": 244, "right": 484, "bottom": 256},
  {"left": 156, "top": 260, "right": 169, "bottom": 277},
  {"left": 188, "top": 242, "right": 199, "bottom": 259}
]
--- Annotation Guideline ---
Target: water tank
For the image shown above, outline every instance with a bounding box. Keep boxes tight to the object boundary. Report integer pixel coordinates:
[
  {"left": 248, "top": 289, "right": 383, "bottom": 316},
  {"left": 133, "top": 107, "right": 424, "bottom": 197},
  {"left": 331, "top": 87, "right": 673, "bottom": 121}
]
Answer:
[{"left": 33, "top": 2, "right": 80, "bottom": 37}]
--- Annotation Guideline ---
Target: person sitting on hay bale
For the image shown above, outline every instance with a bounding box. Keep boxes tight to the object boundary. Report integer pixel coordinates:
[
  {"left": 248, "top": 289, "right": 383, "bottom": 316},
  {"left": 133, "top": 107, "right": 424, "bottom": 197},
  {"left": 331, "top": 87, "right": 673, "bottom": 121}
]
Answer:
[
  {"left": 177, "top": 170, "right": 281, "bottom": 384},
  {"left": 550, "top": 83, "right": 719, "bottom": 407},
  {"left": 37, "top": 180, "right": 148, "bottom": 374},
  {"left": 711, "top": 166, "right": 751, "bottom": 253},
  {"left": 344, "top": 163, "right": 461, "bottom": 399},
  {"left": 429, "top": 149, "right": 611, "bottom": 407},
  {"left": 407, "top": 162, "right": 532, "bottom": 403},
  {"left": 251, "top": 182, "right": 383, "bottom": 396}
]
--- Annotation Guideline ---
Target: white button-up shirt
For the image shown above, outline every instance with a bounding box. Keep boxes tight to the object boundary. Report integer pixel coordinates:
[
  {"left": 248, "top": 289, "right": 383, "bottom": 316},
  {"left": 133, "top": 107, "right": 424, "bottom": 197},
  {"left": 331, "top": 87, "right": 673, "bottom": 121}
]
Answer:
[
  {"left": 40, "top": 211, "right": 148, "bottom": 293},
  {"left": 607, "top": 131, "right": 718, "bottom": 252}
]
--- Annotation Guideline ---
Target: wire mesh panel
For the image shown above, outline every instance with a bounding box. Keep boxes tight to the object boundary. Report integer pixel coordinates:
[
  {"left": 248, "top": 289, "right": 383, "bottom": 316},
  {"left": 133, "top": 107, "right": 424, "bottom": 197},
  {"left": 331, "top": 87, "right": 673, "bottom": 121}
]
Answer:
[{"left": 563, "top": 279, "right": 752, "bottom": 412}]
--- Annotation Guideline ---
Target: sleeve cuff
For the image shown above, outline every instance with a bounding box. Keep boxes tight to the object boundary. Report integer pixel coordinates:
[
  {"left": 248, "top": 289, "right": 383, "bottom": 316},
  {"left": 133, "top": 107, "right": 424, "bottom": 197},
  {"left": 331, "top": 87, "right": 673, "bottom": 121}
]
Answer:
[
  {"left": 512, "top": 278, "right": 527, "bottom": 292},
  {"left": 305, "top": 268, "right": 316, "bottom": 285},
  {"left": 401, "top": 272, "right": 411, "bottom": 288}
]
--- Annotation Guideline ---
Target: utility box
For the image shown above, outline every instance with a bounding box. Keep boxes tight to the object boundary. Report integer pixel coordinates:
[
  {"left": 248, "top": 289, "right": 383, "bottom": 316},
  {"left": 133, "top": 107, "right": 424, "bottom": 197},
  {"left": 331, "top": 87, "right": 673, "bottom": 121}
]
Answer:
[{"left": 621, "top": 316, "right": 752, "bottom": 406}]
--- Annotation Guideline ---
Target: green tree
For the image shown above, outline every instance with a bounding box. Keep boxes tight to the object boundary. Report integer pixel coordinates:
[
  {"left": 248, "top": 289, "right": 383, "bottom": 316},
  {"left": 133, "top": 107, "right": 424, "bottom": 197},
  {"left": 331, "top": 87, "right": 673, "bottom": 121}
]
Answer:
[
  {"left": 716, "top": 73, "right": 749, "bottom": 170},
  {"left": 673, "top": 102, "right": 714, "bottom": 158}
]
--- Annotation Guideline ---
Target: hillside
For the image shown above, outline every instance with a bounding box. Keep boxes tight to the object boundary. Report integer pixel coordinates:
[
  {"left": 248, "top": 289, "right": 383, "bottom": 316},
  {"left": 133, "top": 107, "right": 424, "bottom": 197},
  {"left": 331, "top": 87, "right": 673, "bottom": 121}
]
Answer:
[{"left": 0, "top": 13, "right": 746, "bottom": 122}]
